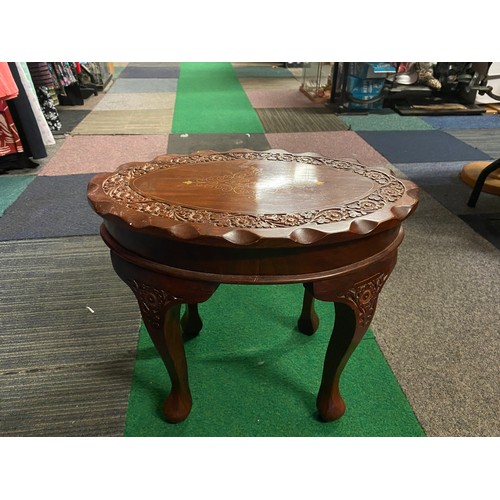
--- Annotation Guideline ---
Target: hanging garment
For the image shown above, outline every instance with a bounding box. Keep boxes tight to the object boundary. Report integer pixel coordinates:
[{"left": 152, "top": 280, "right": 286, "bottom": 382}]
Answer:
[
  {"left": 36, "top": 86, "right": 61, "bottom": 132},
  {"left": 48, "top": 62, "right": 78, "bottom": 89},
  {"left": 0, "top": 62, "right": 18, "bottom": 100},
  {"left": 16, "top": 63, "right": 55, "bottom": 146},
  {"left": 26, "top": 62, "right": 61, "bottom": 132},
  {"left": 0, "top": 98, "right": 23, "bottom": 156},
  {"left": 7, "top": 62, "right": 46, "bottom": 159},
  {"left": 27, "top": 62, "right": 56, "bottom": 88}
]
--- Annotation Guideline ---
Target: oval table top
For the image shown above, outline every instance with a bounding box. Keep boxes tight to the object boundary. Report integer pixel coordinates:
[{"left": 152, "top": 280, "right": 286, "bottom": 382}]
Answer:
[{"left": 87, "top": 149, "right": 419, "bottom": 247}]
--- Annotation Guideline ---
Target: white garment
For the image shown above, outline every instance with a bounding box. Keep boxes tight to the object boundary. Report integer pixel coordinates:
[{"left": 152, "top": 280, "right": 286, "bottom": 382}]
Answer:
[{"left": 16, "top": 62, "right": 55, "bottom": 146}]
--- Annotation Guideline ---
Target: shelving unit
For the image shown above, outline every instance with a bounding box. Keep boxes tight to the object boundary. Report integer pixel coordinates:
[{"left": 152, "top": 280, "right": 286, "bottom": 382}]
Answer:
[{"left": 327, "top": 62, "right": 498, "bottom": 116}]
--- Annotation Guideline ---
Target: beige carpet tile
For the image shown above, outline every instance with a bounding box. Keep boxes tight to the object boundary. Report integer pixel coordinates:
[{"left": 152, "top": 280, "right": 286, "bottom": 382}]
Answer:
[
  {"left": 39, "top": 135, "right": 169, "bottom": 176},
  {"left": 93, "top": 92, "right": 177, "bottom": 111},
  {"left": 71, "top": 109, "right": 173, "bottom": 135},
  {"left": 371, "top": 188, "right": 500, "bottom": 437}
]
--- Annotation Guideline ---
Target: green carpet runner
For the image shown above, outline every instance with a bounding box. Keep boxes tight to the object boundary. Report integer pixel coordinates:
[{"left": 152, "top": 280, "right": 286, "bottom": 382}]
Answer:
[{"left": 171, "top": 62, "right": 265, "bottom": 134}]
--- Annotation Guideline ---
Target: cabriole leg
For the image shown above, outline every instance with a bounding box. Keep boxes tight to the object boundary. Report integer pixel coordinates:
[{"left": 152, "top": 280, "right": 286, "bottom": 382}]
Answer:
[{"left": 312, "top": 255, "right": 396, "bottom": 421}]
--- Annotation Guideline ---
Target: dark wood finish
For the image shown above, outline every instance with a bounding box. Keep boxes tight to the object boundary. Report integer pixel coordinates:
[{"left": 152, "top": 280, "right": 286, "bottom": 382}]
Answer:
[
  {"left": 88, "top": 149, "right": 419, "bottom": 424},
  {"left": 181, "top": 304, "right": 204, "bottom": 341},
  {"left": 298, "top": 286, "right": 319, "bottom": 336}
]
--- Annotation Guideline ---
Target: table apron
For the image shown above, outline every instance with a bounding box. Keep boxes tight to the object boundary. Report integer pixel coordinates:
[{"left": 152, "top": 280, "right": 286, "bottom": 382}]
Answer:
[{"left": 100, "top": 224, "right": 405, "bottom": 285}]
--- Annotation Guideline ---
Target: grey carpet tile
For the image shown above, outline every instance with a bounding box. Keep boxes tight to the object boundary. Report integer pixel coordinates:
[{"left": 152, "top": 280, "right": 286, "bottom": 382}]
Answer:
[
  {"left": 128, "top": 62, "right": 181, "bottom": 68},
  {"left": 446, "top": 129, "right": 500, "bottom": 159},
  {"left": 0, "top": 360, "right": 136, "bottom": 437},
  {"left": 0, "top": 174, "right": 101, "bottom": 240},
  {"left": 0, "top": 236, "right": 141, "bottom": 436},
  {"left": 371, "top": 189, "right": 500, "bottom": 436},
  {"left": 167, "top": 133, "right": 271, "bottom": 154},
  {"left": 56, "top": 109, "right": 92, "bottom": 134},
  {"left": 394, "top": 161, "right": 500, "bottom": 216},
  {"left": 108, "top": 78, "right": 178, "bottom": 94},
  {"left": 459, "top": 213, "right": 500, "bottom": 250},
  {"left": 119, "top": 66, "right": 180, "bottom": 79}
]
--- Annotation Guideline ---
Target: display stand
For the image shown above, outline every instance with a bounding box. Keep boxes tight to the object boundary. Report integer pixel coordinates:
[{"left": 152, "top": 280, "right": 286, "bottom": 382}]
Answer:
[{"left": 300, "top": 63, "right": 332, "bottom": 103}]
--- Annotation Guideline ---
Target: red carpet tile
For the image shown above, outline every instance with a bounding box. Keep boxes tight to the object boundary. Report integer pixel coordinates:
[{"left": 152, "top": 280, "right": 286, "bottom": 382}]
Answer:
[
  {"left": 265, "top": 131, "right": 392, "bottom": 168},
  {"left": 39, "top": 135, "right": 169, "bottom": 175}
]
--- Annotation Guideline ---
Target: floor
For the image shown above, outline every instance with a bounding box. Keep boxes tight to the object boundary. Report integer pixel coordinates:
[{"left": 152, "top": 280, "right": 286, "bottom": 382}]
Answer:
[{"left": 0, "top": 62, "right": 499, "bottom": 437}]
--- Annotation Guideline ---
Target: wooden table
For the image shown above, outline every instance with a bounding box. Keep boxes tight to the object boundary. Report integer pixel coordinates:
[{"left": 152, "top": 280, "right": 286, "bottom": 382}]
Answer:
[{"left": 87, "top": 149, "right": 419, "bottom": 424}]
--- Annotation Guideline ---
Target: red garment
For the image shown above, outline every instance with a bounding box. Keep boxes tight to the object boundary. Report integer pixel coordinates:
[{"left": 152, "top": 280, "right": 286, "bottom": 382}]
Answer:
[
  {"left": 0, "top": 62, "right": 19, "bottom": 100},
  {"left": 0, "top": 99, "right": 23, "bottom": 156}
]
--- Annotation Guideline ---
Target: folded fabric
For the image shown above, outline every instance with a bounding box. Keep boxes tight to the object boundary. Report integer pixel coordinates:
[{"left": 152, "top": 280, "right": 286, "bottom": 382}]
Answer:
[{"left": 0, "top": 62, "right": 19, "bottom": 100}]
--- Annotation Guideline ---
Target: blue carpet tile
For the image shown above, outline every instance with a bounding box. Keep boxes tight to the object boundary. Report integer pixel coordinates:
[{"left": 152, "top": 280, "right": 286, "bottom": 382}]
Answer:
[
  {"left": 421, "top": 114, "right": 500, "bottom": 130},
  {"left": 0, "top": 174, "right": 101, "bottom": 240},
  {"left": 357, "top": 130, "right": 492, "bottom": 163}
]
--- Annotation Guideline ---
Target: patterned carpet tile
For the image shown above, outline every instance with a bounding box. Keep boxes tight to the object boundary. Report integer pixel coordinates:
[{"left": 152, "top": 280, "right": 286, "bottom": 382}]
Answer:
[
  {"left": 446, "top": 129, "right": 500, "bottom": 159},
  {"left": 256, "top": 107, "right": 349, "bottom": 133},
  {"left": 0, "top": 236, "right": 140, "bottom": 436},
  {"left": 245, "top": 89, "right": 319, "bottom": 108},
  {"left": 72, "top": 109, "right": 173, "bottom": 135},
  {"left": 265, "top": 131, "right": 392, "bottom": 168},
  {"left": 1, "top": 361, "right": 136, "bottom": 436},
  {"left": 167, "top": 133, "right": 271, "bottom": 154},
  {"left": 108, "top": 78, "right": 178, "bottom": 94},
  {"left": 93, "top": 92, "right": 177, "bottom": 111},
  {"left": 39, "top": 135, "right": 169, "bottom": 175},
  {"left": 119, "top": 66, "right": 180, "bottom": 79},
  {"left": 357, "top": 130, "right": 493, "bottom": 163}
]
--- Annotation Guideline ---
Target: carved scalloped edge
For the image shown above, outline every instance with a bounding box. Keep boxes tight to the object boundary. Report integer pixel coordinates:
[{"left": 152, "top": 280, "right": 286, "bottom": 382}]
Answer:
[{"left": 87, "top": 149, "right": 420, "bottom": 247}]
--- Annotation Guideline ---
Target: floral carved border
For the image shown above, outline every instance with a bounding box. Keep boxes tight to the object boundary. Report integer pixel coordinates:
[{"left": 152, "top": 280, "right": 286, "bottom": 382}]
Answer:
[
  {"left": 337, "top": 272, "right": 389, "bottom": 327},
  {"left": 126, "top": 279, "right": 181, "bottom": 330},
  {"left": 102, "top": 151, "right": 406, "bottom": 229}
]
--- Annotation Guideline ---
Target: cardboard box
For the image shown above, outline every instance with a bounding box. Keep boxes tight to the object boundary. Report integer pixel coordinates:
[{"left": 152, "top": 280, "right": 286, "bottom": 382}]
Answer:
[{"left": 349, "top": 62, "right": 396, "bottom": 79}]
